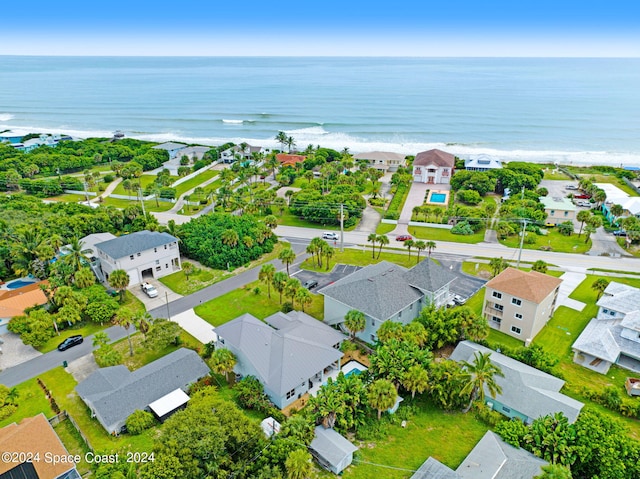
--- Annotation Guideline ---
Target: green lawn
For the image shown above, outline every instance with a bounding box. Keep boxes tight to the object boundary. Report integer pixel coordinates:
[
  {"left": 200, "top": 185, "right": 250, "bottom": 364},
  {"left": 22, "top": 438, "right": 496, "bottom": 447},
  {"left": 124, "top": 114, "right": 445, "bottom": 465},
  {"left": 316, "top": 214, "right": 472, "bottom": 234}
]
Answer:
[
  {"left": 408, "top": 225, "right": 485, "bottom": 244},
  {"left": 174, "top": 169, "right": 218, "bottom": 197},
  {"left": 499, "top": 229, "right": 591, "bottom": 254},
  {"left": 111, "top": 174, "right": 161, "bottom": 195},
  {"left": 53, "top": 418, "right": 92, "bottom": 475},
  {"left": 38, "top": 321, "right": 107, "bottom": 353},
  {"left": 301, "top": 247, "right": 428, "bottom": 272},
  {"left": 343, "top": 398, "right": 489, "bottom": 479},
  {"left": 543, "top": 169, "right": 572, "bottom": 180},
  {"left": 376, "top": 222, "right": 396, "bottom": 235},
  {"left": 160, "top": 266, "right": 231, "bottom": 295},
  {"left": 47, "top": 193, "right": 87, "bottom": 203},
  {"left": 101, "top": 196, "right": 173, "bottom": 212},
  {"left": 0, "top": 378, "right": 53, "bottom": 428},
  {"left": 194, "top": 280, "right": 324, "bottom": 326}
]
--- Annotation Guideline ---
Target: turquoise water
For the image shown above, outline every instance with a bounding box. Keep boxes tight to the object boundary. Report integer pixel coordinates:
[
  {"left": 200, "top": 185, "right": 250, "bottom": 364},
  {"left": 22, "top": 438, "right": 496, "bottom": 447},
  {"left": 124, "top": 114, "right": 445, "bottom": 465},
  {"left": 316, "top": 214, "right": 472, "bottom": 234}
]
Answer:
[
  {"left": 344, "top": 368, "right": 362, "bottom": 378},
  {"left": 429, "top": 193, "right": 447, "bottom": 203},
  {"left": 7, "top": 279, "right": 36, "bottom": 289},
  {"left": 1, "top": 57, "right": 639, "bottom": 166}
]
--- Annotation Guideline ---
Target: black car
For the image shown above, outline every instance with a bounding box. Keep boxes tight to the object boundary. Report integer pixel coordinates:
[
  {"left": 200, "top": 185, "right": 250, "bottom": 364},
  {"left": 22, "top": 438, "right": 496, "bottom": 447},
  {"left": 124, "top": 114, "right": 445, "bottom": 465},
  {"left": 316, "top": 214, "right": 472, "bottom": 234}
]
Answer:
[
  {"left": 303, "top": 279, "right": 319, "bottom": 290},
  {"left": 57, "top": 335, "right": 84, "bottom": 351},
  {"left": 613, "top": 230, "right": 627, "bottom": 237}
]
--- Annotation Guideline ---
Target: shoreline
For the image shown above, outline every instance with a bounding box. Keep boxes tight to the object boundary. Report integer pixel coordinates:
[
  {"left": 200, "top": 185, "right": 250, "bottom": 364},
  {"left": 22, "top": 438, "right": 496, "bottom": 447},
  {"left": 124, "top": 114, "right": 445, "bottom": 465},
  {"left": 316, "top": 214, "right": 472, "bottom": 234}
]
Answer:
[{"left": 2, "top": 123, "right": 640, "bottom": 168}]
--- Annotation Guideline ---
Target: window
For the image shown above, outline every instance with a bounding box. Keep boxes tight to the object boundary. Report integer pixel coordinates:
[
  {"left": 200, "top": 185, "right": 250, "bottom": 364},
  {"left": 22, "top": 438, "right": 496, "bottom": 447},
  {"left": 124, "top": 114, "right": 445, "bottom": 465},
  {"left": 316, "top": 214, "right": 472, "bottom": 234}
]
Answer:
[
  {"left": 609, "top": 310, "right": 616, "bottom": 316},
  {"left": 371, "top": 319, "right": 375, "bottom": 326},
  {"left": 492, "top": 316, "right": 501, "bottom": 324},
  {"left": 155, "top": 260, "right": 160, "bottom": 265},
  {"left": 492, "top": 291, "right": 502, "bottom": 299},
  {"left": 286, "top": 389, "right": 295, "bottom": 400},
  {"left": 129, "top": 255, "right": 134, "bottom": 260},
  {"left": 398, "top": 310, "right": 402, "bottom": 318},
  {"left": 165, "top": 264, "right": 169, "bottom": 268},
  {"left": 371, "top": 335, "right": 376, "bottom": 342},
  {"left": 156, "top": 266, "right": 161, "bottom": 271},
  {"left": 502, "top": 406, "right": 511, "bottom": 413},
  {"left": 550, "top": 210, "right": 555, "bottom": 216},
  {"left": 564, "top": 211, "right": 569, "bottom": 217},
  {"left": 515, "top": 313, "right": 523, "bottom": 320},
  {"left": 512, "top": 298, "right": 522, "bottom": 306},
  {"left": 410, "top": 303, "right": 413, "bottom": 310},
  {"left": 137, "top": 252, "right": 141, "bottom": 257},
  {"left": 164, "top": 245, "right": 167, "bottom": 249},
  {"left": 494, "top": 303, "right": 504, "bottom": 311},
  {"left": 511, "top": 326, "right": 521, "bottom": 335},
  {"left": 154, "top": 248, "right": 157, "bottom": 253},
  {"left": 603, "top": 308, "right": 609, "bottom": 314},
  {"left": 219, "top": 338, "right": 225, "bottom": 344}
]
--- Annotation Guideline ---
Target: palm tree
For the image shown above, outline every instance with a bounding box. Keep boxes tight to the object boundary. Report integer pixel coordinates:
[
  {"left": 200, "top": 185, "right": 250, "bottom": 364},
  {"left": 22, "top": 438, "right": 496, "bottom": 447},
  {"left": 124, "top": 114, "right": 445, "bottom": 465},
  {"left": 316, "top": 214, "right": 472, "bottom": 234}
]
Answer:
[
  {"left": 285, "top": 277, "right": 301, "bottom": 306},
  {"left": 593, "top": 189, "right": 607, "bottom": 208},
  {"left": 63, "top": 237, "right": 93, "bottom": 276},
  {"left": 425, "top": 240, "right": 436, "bottom": 257},
  {"left": 591, "top": 278, "right": 609, "bottom": 299},
  {"left": 489, "top": 257, "right": 508, "bottom": 277},
  {"left": 286, "top": 135, "right": 296, "bottom": 153},
  {"left": 344, "top": 310, "right": 365, "bottom": 339},
  {"left": 609, "top": 203, "right": 624, "bottom": 225},
  {"left": 576, "top": 210, "right": 592, "bottom": 237},
  {"left": 460, "top": 351, "right": 504, "bottom": 413},
  {"left": 133, "top": 311, "right": 153, "bottom": 340},
  {"left": 404, "top": 239, "right": 415, "bottom": 259},
  {"left": 113, "top": 307, "right": 135, "bottom": 356},
  {"left": 368, "top": 379, "right": 397, "bottom": 420},
  {"left": 74, "top": 267, "right": 95, "bottom": 288},
  {"left": 259, "top": 264, "right": 276, "bottom": 299},
  {"left": 273, "top": 271, "right": 288, "bottom": 304},
  {"left": 279, "top": 248, "right": 297, "bottom": 276},
  {"left": 402, "top": 364, "right": 429, "bottom": 399},
  {"left": 323, "top": 246, "right": 335, "bottom": 271},
  {"left": 182, "top": 262, "right": 195, "bottom": 279},
  {"left": 376, "top": 234, "right": 389, "bottom": 259},
  {"left": 295, "top": 287, "right": 312, "bottom": 312},
  {"left": 535, "top": 464, "right": 573, "bottom": 479},
  {"left": 414, "top": 240, "right": 426, "bottom": 263},
  {"left": 308, "top": 380, "right": 346, "bottom": 428},
  {"left": 275, "top": 131, "right": 288, "bottom": 152},
  {"left": 210, "top": 348, "right": 237, "bottom": 382},
  {"left": 221, "top": 229, "right": 239, "bottom": 247},
  {"left": 108, "top": 269, "right": 130, "bottom": 303},
  {"left": 532, "top": 260, "right": 548, "bottom": 274},
  {"left": 264, "top": 215, "right": 278, "bottom": 230},
  {"left": 265, "top": 152, "right": 280, "bottom": 179},
  {"left": 285, "top": 449, "right": 312, "bottom": 479},
  {"left": 367, "top": 233, "right": 377, "bottom": 258}
]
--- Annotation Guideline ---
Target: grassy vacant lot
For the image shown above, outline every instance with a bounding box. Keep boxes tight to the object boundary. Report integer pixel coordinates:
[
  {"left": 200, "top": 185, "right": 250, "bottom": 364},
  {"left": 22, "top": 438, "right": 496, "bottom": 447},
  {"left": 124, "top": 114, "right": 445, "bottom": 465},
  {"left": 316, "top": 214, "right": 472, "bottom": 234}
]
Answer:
[
  {"left": 160, "top": 265, "right": 231, "bottom": 295},
  {"left": 500, "top": 228, "right": 591, "bottom": 254},
  {"left": 174, "top": 169, "right": 218, "bottom": 197},
  {"left": 53, "top": 419, "right": 92, "bottom": 475},
  {"left": 376, "top": 222, "right": 396, "bottom": 235},
  {"left": 0, "top": 378, "right": 53, "bottom": 428},
  {"left": 195, "top": 280, "right": 324, "bottom": 326},
  {"left": 100, "top": 196, "right": 174, "bottom": 212},
  {"left": 300, "top": 247, "right": 428, "bottom": 272},
  {"left": 343, "top": 398, "right": 489, "bottom": 479},
  {"left": 47, "top": 193, "right": 87, "bottom": 203},
  {"left": 408, "top": 225, "right": 485, "bottom": 244},
  {"left": 111, "top": 174, "right": 161, "bottom": 195}
]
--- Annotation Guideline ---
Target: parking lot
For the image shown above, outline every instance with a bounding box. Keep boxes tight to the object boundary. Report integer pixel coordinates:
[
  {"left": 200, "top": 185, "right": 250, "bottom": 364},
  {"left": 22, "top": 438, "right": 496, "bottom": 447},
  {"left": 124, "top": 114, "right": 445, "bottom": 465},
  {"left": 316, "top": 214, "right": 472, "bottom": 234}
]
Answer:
[
  {"left": 293, "top": 264, "right": 362, "bottom": 292},
  {"left": 436, "top": 256, "right": 487, "bottom": 302}
]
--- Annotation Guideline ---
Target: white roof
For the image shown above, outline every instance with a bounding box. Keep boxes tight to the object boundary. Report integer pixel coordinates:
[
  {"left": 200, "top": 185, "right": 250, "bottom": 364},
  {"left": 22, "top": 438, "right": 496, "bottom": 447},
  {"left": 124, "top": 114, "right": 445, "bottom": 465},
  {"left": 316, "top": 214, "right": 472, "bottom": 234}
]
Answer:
[
  {"left": 260, "top": 417, "right": 281, "bottom": 437},
  {"left": 148, "top": 388, "right": 190, "bottom": 417},
  {"left": 594, "top": 183, "right": 629, "bottom": 203},
  {"left": 464, "top": 155, "right": 502, "bottom": 169}
]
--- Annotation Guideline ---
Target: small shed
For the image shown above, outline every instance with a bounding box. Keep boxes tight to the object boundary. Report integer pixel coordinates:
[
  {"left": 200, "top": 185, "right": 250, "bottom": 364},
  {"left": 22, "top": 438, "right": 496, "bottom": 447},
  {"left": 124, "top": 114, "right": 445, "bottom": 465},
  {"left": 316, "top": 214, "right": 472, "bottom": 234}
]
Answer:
[
  {"left": 260, "top": 417, "right": 281, "bottom": 438},
  {"left": 310, "top": 426, "right": 358, "bottom": 475},
  {"left": 148, "top": 388, "right": 190, "bottom": 422}
]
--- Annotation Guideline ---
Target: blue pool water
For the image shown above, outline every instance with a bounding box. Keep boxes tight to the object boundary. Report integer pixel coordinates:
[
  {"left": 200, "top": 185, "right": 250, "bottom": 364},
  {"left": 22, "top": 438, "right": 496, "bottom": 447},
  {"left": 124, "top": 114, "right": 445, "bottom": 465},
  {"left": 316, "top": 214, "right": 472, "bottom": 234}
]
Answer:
[
  {"left": 7, "top": 279, "right": 36, "bottom": 289},
  {"left": 430, "top": 193, "right": 447, "bottom": 203},
  {"left": 344, "top": 368, "right": 362, "bottom": 378}
]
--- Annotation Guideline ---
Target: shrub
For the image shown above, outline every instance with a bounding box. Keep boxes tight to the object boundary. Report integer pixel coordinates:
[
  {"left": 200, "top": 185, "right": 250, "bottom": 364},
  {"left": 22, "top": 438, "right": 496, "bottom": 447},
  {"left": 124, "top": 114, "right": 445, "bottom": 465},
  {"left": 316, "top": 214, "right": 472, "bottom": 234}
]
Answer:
[
  {"left": 0, "top": 405, "right": 17, "bottom": 421},
  {"left": 524, "top": 233, "right": 537, "bottom": 244},
  {"left": 281, "top": 302, "right": 294, "bottom": 313},
  {"left": 474, "top": 404, "right": 504, "bottom": 427},
  {"left": 369, "top": 197, "right": 386, "bottom": 207},
  {"left": 457, "top": 189, "right": 482, "bottom": 205},
  {"left": 103, "top": 174, "right": 115, "bottom": 183},
  {"left": 451, "top": 221, "right": 475, "bottom": 235},
  {"left": 126, "top": 410, "right": 156, "bottom": 435}
]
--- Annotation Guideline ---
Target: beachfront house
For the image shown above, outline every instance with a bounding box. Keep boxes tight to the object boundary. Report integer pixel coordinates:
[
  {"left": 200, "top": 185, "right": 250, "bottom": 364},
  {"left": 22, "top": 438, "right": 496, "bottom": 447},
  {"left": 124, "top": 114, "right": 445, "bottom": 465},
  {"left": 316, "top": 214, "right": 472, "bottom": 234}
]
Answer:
[
  {"left": 221, "top": 144, "right": 271, "bottom": 163},
  {"left": 539, "top": 196, "right": 577, "bottom": 226},
  {"left": 411, "top": 431, "right": 547, "bottom": 479},
  {"left": 214, "top": 311, "right": 345, "bottom": 409},
  {"left": 0, "top": 281, "right": 49, "bottom": 334},
  {"left": 450, "top": 341, "right": 584, "bottom": 424},
  {"left": 177, "top": 146, "right": 212, "bottom": 162},
  {"left": 353, "top": 151, "right": 406, "bottom": 172},
  {"left": 412, "top": 149, "right": 455, "bottom": 184},
  {"left": 321, "top": 259, "right": 456, "bottom": 343},
  {"left": 94, "top": 230, "right": 181, "bottom": 286},
  {"left": 152, "top": 141, "right": 187, "bottom": 160},
  {"left": 276, "top": 153, "right": 307, "bottom": 168},
  {"left": 76, "top": 348, "right": 209, "bottom": 435},
  {"left": 463, "top": 154, "right": 502, "bottom": 172},
  {"left": 483, "top": 268, "right": 561, "bottom": 344},
  {"left": 572, "top": 282, "right": 640, "bottom": 374}
]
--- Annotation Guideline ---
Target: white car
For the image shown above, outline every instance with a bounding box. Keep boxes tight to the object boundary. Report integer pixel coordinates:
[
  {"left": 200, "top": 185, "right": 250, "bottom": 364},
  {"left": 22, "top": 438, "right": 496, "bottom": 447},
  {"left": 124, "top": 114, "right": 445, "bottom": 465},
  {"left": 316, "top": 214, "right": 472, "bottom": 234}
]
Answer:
[
  {"left": 322, "top": 232, "right": 339, "bottom": 241},
  {"left": 141, "top": 282, "right": 158, "bottom": 298}
]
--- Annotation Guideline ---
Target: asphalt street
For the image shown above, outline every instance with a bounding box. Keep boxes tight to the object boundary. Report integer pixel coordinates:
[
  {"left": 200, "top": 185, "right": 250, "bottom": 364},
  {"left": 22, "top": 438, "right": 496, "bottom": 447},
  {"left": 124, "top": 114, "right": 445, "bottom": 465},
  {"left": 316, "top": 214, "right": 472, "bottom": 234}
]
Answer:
[{"left": 0, "top": 325, "right": 130, "bottom": 388}]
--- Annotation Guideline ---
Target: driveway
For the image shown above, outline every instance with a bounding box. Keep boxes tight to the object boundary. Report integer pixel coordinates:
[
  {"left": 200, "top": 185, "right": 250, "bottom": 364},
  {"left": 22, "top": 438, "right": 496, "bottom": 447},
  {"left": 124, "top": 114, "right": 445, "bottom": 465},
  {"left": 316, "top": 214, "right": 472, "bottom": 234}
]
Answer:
[
  {"left": 435, "top": 254, "right": 487, "bottom": 301},
  {"left": 555, "top": 272, "right": 587, "bottom": 311},
  {"left": 588, "top": 227, "right": 631, "bottom": 257},
  {"left": 130, "top": 279, "right": 183, "bottom": 311},
  {"left": 0, "top": 333, "right": 41, "bottom": 371},
  {"left": 540, "top": 179, "right": 578, "bottom": 199},
  {"left": 295, "top": 264, "right": 362, "bottom": 292}
]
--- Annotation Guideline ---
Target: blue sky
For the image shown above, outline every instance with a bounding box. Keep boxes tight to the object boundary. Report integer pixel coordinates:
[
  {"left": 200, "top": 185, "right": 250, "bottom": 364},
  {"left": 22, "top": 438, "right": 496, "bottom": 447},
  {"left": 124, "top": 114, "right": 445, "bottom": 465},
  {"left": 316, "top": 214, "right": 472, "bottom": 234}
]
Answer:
[{"left": 2, "top": 1, "right": 639, "bottom": 56}]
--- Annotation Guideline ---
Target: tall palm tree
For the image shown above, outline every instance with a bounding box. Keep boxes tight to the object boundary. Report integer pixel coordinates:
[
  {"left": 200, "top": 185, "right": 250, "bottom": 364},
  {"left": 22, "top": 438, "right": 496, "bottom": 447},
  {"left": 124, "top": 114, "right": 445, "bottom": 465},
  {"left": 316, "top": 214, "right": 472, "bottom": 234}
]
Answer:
[
  {"left": 273, "top": 271, "right": 288, "bottom": 304},
  {"left": 425, "top": 240, "right": 436, "bottom": 257},
  {"left": 285, "top": 449, "right": 312, "bottom": 479},
  {"left": 113, "top": 307, "right": 135, "bottom": 356},
  {"left": 323, "top": 246, "right": 335, "bottom": 271},
  {"left": 414, "top": 240, "right": 426, "bottom": 263},
  {"left": 133, "top": 311, "right": 153, "bottom": 340},
  {"left": 344, "top": 310, "right": 365, "bottom": 340},
  {"left": 278, "top": 248, "right": 296, "bottom": 276},
  {"left": 401, "top": 364, "right": 429, "bottom": 399},
  {"left": 285, "top": 277, "right": 301, "bottom": 306},
  {"left": 376, "top": 234, "right": 389, "bottom": 259},
  {"left": 275, "top": 131, "right": 288, "bottom": 152},
  {"left": 210, "top": 348, "right": 237, "bottom": 382},
  {"left": 591, "top": 278, "right": 609, "bottom": 299},
  {"left": 489, "top": 256, "right": 508, "bottom": 277},
  {"left": 295, "top": 287, "right": 312, "bottom": 312},
  {"left": 367, "top": 233, "right": 377, "bottom": 258},
  {"left": 259, "top": 263, "right": 276, "bottom": 299},
  {"left": 63, "top": 237, "right": 93, "bottom": 276},
  {"left": 108, "top": 269, "right": 130, "bottom": 303},
  {"left": 368, "top": 379, "right": 397, "bottom": 420},
  {"left": 404, "top": 239, "right": 415, "bottom": 259},
  {"left": 286, "top": 135, "right": 296, "bottom": 153},
  {"left": 460, "top": 351, "right": 504, "bottom": 413},
  {"left": 576, "top": 210, "right": 592, "bottom": 237}
]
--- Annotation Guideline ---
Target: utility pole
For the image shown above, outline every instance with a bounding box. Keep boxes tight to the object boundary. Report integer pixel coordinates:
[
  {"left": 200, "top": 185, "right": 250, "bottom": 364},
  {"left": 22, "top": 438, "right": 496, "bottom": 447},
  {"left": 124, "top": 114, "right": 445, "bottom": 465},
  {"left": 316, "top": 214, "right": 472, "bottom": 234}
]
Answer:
[
  {"left": 83, "top": 181, "right": 90, "bottom": 204},
  {"left": 516, "top": 219, "right": 528, "bottom": 268},
  {"left": 138, "top": 187, "right": 146, "bottom": 216},
  {"left": 339, "top": 203, "right": 344, "bottom": 253},
  {"left": 165, "top": 291, "right": 171, "bottom": 320}
]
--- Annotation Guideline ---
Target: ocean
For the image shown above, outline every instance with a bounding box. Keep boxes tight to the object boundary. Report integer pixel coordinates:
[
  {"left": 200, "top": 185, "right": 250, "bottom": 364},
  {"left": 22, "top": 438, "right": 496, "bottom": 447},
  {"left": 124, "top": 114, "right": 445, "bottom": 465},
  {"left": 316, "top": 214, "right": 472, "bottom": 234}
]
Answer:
[{"left": 1, "top": 56, "right": 639, "bottom": 166}]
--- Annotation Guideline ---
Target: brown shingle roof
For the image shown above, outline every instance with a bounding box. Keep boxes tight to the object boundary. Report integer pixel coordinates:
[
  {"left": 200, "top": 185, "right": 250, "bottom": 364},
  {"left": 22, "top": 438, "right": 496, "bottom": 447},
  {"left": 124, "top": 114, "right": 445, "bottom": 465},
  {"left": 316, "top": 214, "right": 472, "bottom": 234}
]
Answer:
[
  {"left": 413, "top": 149, "right": 455, "bottom": 168},
  {"left": 0, "top": 281, "right": 48, "bottom": 318},
  {"left": 485, "top": 268, "right": 562, "bottom": 304},
  {"left": 0, "top": 414, "right": 77, "bottom": 479}
]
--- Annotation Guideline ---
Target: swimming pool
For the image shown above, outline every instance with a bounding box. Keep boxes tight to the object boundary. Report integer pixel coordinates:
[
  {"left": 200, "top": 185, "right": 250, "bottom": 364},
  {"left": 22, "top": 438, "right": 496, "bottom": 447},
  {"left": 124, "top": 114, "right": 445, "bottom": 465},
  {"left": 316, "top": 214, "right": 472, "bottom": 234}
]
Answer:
[
  {"left": 6, "top": 279, "right": 36, "bottom": 289},
  {"left": 341, "top": 359, "right": 368, "bottom": 378},
  {"left": 429, "top": 193, "right": 447, "bottom": 203}
]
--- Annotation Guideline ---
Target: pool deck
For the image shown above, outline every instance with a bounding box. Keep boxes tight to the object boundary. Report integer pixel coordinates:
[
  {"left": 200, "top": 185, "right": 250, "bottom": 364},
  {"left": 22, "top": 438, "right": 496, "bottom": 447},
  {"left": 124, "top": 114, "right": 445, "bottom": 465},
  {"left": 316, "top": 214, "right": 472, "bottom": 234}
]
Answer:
[
  {"left": 0, "top": 277, "right": 38, "bottom": 291},
  {"left": 426, "top": 189, "right": 451, "bottom": 205}
]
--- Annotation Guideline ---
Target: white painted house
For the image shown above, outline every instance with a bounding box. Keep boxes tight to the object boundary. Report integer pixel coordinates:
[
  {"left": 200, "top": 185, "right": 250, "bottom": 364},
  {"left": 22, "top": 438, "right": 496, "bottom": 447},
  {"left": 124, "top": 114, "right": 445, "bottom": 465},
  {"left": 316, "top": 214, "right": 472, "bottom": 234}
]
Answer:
[
  {"left": 94, "top": 230, "right": 181, "bottom": 286},
  {"left": 412, "top": 149, "right": 455, "bottom": 184}
]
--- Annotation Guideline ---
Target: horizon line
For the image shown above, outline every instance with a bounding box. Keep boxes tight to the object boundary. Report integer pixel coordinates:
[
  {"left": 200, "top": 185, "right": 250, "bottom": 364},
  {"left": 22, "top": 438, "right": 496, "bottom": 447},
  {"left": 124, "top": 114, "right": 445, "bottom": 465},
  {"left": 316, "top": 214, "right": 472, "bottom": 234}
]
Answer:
[{"left": 1, "top": 54, "right": 639, "bottom": 59}]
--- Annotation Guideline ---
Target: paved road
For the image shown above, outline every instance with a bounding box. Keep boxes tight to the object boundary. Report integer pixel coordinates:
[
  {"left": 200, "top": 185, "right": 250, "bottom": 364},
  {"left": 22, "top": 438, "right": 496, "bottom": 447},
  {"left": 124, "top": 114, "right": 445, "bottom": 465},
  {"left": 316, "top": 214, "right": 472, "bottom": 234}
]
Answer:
[{"left": 0, "top": 326, "right": 130, "bottom": 388}]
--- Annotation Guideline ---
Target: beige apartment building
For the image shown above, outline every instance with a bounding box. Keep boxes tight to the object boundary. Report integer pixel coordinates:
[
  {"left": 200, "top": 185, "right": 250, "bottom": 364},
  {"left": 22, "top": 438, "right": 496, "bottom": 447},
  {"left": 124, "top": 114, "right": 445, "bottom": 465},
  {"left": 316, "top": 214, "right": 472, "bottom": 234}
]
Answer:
[{"left": 483, "top": 268, "right": 562, "bottom": 344}]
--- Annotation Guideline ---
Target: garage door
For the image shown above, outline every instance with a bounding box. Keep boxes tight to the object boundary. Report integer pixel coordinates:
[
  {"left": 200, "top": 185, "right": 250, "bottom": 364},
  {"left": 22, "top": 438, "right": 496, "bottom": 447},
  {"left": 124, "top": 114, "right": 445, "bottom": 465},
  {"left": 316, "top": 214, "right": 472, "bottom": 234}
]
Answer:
[{"left": 127, "top": 269, "right": 139, "bottom": 286}]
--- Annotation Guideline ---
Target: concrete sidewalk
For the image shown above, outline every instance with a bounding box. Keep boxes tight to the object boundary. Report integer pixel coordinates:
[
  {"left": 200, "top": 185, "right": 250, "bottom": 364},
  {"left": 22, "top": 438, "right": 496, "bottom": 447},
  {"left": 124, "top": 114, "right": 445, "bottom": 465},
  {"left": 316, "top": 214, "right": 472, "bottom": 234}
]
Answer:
[
  {"left": 171, "top": 309, "right": 217, "bottom": 344},
  {"left": 556, "top": 271, "right": 587, "bottom": 311}
]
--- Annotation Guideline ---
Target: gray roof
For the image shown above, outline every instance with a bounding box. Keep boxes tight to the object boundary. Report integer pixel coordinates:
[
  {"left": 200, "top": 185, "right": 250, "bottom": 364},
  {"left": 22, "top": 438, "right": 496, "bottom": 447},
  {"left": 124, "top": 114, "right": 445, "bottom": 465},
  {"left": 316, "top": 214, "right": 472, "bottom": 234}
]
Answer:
[
  {"left": 152, "top": 142, "right": 187, "bottom": 151},
  {"left": 597, "top": 282, "right": 640, "bottom": 315},
  {"left": 95, "top": 230, "right": 178, "bottom": 259},
  {"left": 310, "top": 426, "right": 358, "bottom": 468},
  {"left": 77, "top": 232, "right": 117, "bottom": 257},
  {"left": 573, "top": 317, "right": 640, "bottom": 363},
  {"left": 457, "top": 431, "right": 547, "bottom": 479},
  {"left": 76, "top": 348, "right": 209, "bottom": 433},
  {"left": 450, "top": 341, "right": 583, "bottom": 423},
  {"left": 353, "top": 151, "right": 406, "bottom": 162},
  {"left": 411, "top": 457, "right": 460, "bottom": 479},
  {"left": 215, "top": 312, "right": 344, "bottom": 396},
  {"left": 320, "top": 260, "right": 456, "bottom": 321}
]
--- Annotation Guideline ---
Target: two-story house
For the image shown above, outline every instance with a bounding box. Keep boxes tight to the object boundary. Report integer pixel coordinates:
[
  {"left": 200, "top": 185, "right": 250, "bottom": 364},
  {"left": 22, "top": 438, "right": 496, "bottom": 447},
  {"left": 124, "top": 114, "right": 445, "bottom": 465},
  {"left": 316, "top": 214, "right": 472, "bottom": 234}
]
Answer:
[
  {"left": 463, "top": 154, "right": 502, "bottom": 172},
  {"left": 214, "top": 311, "right": 345, "bottom": 409},
  {"left": 572, "top": 282, "right": 640, "bottom": 374},
  {"left": 353, "top": 151, "right": 406, "bottom": 172},
  {"left": 412, "top": 149, "right": 455, "bottom": 184},
  {"left": 152, "top": 141, "right": 187, "bottom": 160},
  {"left": 321, "top": 259, "right": 456, "bottom": 343},
  {"left": 94, "top": 230, "right": 180, "bottom": 286},
  {"left": 539, "top": 196, "right": 577, "bottom": 226},
  {"left": 220, "top": 144, "right": 271, "bottom": 163},
  {"left": 483, "top": 268, "right": 562, "bottom": 344}
]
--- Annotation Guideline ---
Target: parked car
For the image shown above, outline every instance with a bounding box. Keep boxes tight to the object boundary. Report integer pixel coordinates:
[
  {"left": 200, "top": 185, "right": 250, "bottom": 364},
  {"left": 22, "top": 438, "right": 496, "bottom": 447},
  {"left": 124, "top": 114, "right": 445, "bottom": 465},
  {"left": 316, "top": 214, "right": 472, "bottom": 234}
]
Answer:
[
  {"left": 565, "top": 185, "right": 578, "bottom": 190},
  {"left": 303, "top": 279, "right": 319, "bottom": 290},
  {"left": 544, "top": 222, "right": 556, "bottom": 227},
  {"left": 453, "top": 294, "right": 467, "bottom": 305},
  {"left": 613, "top": 230, "right": 628, "bottom": 237},
  {"left": 396, "top": 234, "right": 413, "bottom": 241},
  {"left": 575, "top": 200, "right": 592, "bottom": 207},
  {"left": 322, "top": 232, "right": 339, "bottom": 241},
  {"left": 573, "top": 193, "right": 591, "bottom": 199},
  {"left": 57, "top": 335, "right": 83, "bottom": 351},
  {"left": 141, "top": 282, "right": 158, "bottom": 298}
]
